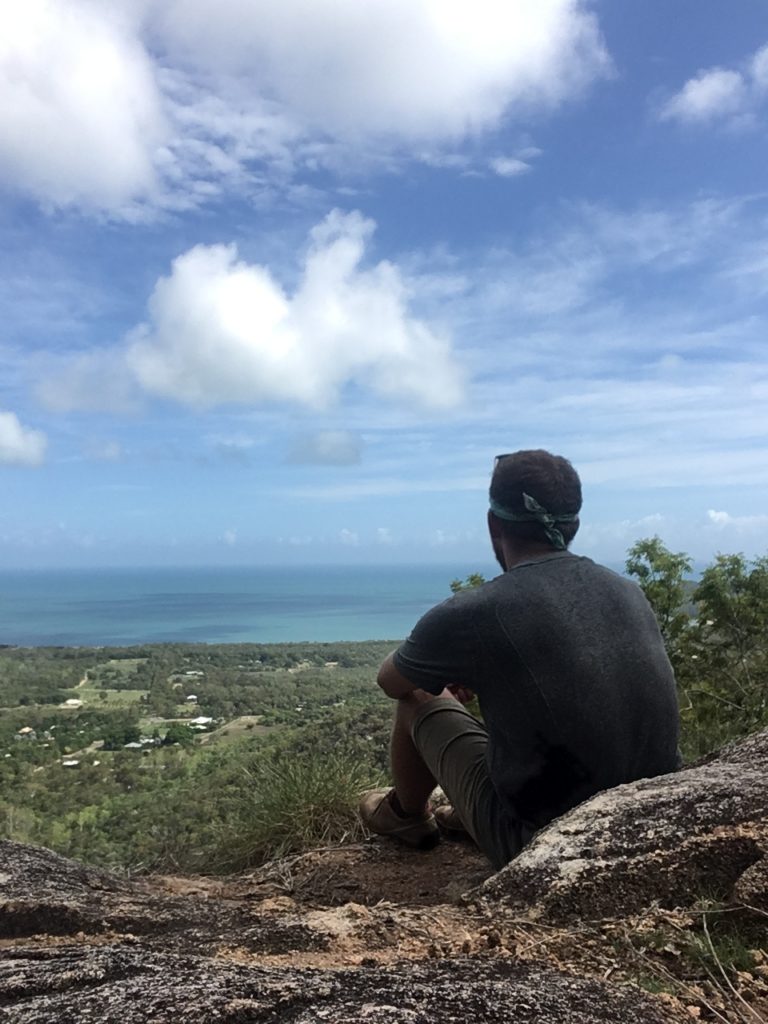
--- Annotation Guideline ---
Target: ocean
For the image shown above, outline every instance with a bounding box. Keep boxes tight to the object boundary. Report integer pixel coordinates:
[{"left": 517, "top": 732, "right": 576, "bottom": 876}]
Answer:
[{"left": 0, "top": 564, "right": 494, "bottom": 647}]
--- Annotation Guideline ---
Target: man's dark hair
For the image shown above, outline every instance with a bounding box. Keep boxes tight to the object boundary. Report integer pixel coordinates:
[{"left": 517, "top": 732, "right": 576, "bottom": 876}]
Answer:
[{"left": 490, "top": 449, "right": 582, "bottom": 548}]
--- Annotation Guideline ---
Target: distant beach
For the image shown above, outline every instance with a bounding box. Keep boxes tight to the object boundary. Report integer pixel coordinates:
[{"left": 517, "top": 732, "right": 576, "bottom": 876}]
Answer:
[{"left": 0, "top": 564, "right": 494, "bottom": 647}]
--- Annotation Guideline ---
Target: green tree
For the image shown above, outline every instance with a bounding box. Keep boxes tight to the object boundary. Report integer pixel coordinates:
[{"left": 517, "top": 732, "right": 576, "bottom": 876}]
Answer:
[
  {"left": 163, "top": 723, "right": 195, "bottom": 747},
  {"left": 101, "top": 719, "right": 141, "bottom": 751},
  {"left": 682, "top": 553, "right": 768, "bottom": 748},
  {"left": 449, "top": 573, "right": 486, "bottom": 594},
  {"left": 625, "top": 537, "right": 693, "bottom": 666},
  {"left": 694, "top": 553, "right": 768, "bottom": 667}
]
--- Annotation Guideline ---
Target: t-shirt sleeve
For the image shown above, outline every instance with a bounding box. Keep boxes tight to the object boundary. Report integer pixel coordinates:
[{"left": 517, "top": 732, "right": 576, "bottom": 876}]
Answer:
[{"left": 392, "top": 594, "right": 479, "bottom": 696}]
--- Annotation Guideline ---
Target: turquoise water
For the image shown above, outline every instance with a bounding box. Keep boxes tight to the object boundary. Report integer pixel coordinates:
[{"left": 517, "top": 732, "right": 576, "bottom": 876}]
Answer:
[{"left": 0, "top": 564, "right": 495, "bottom": 647}]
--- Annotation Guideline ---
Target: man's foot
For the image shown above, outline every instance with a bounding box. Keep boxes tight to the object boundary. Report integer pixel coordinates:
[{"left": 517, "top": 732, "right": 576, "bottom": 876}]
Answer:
[
  {"left": 359, "top": 789, "right": 440, "bottom": 850},
  {"left": 434, "top": 804, "right": 470, "bottom": 837}
]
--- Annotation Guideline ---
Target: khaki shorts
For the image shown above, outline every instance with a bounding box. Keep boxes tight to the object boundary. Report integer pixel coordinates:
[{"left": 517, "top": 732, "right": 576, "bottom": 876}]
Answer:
[{"left": 411, "top": 698, "right": 526, "bottom": 869}]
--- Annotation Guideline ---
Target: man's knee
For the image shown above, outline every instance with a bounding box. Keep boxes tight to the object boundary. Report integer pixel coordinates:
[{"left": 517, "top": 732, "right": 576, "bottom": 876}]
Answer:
[{"left": 396, "top": 689, "right": 454, "bottom": 730}]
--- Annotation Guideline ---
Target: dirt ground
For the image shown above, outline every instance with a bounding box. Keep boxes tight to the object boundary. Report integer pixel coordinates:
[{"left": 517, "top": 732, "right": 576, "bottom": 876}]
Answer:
[{"left": 218, "top": 833, "right": 493, "bottom": 906}]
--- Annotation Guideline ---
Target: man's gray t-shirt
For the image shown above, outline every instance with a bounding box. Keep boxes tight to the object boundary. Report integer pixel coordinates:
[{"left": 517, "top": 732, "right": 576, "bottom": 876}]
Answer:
[{"left": 393, "top": 552, "right": 680, "bottom": 833}]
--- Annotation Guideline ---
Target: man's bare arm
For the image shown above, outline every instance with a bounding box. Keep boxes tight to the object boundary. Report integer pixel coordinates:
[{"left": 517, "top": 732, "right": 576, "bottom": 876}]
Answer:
[
  {"left": 377, "top": 652, "right": 420, "bottom": 699},
  {"left": 377, "top": 652, "right": 474, "bottom": 704}
]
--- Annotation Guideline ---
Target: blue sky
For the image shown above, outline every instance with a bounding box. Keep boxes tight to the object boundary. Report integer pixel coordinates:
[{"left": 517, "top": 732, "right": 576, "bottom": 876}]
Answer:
[{"left": 1, "top": 0, "right": 767, "bottom": 569}]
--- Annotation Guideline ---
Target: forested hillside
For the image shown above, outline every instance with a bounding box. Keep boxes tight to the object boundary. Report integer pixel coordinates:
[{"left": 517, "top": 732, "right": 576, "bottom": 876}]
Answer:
[
  {"left": 0, "top": 640, "right": 393, "bottom": 871},
  {"left": 2, "top": 542, "right": 767, "bottom": 874}
]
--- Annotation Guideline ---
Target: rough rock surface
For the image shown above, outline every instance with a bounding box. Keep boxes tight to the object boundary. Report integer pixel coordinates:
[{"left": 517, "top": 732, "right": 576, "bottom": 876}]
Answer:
[
  {"left": 0, "top": 839, "right": 328, "bottom": 955},
  {"left": 0, "top": 945, "right": 676, "bottom": 1024},
  {"left": 479, "top": 728, "right": 768, "bottom": 922},
  {"left": 3, "top": 729, "right": 767, "bottom": 1023}
]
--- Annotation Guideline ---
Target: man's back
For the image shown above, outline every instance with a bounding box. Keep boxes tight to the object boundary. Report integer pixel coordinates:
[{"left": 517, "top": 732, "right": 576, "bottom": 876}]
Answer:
[
  {"left": 394, "top": 551, "right": 680, "bottom": 832},
  {"left": 364, "top": 449, "right": 681, "bottom": 868}
]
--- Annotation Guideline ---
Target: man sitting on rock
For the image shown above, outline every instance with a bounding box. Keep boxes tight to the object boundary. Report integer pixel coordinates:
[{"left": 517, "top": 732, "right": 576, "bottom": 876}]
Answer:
[{"left": 360, "top": 449, "right": 681, "bottom": 869}]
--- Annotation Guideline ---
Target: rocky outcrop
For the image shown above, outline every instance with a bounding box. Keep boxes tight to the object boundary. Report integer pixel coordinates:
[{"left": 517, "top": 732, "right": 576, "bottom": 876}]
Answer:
[
  {"left": 2, "top": 729, "right": 767, "bottom": 1023},
  {"left": 0, "top": 839, "right": 681, "bottom": 1023},
  {"left": 478, "top": 728, "right": 768, "bottom": 923},
  {"left": 0, "top": 839, "right": 328, "bottom": 955}
]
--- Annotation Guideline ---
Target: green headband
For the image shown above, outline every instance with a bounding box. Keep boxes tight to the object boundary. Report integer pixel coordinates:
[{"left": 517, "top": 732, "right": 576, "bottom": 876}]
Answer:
[{"left": 489, "top": 491, "right": 578, "bottom": 551}]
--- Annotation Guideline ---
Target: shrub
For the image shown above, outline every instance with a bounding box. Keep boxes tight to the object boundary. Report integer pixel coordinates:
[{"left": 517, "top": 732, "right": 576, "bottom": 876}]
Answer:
[
  {"left": 626, "top": 540, "right": 768, "bottom": 760},
  {"left": 212, "top": 747, "right": 383, "bottom": 871}
]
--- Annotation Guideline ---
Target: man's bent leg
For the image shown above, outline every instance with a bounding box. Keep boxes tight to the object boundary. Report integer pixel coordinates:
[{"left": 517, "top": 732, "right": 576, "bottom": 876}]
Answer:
[
  {"left": 359, "top": 689, "right": 454, "bottom": 849},
  {"left": 390, "top": 689, "right": 453, "bottom": 815},
  {"left": 411, "top": 699, "right": 524, "bottom": 869}
]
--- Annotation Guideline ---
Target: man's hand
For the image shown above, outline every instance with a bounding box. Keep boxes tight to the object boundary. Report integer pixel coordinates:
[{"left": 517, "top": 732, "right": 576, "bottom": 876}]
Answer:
[
  {"left": 447, "top": 684, "right": 476, "bottom": 705},
  {"left": 377, "top": 653, "right": 475, "bottom": 704}
]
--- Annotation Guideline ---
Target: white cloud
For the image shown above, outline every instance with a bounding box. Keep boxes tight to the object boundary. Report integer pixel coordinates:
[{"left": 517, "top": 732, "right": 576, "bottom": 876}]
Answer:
[
  {"left": 660, "top": 69, "right": 747, "bottom": 124},
  {"left": 0, "top": 0, "right": 609, "bottom": 213},
  {"left": 153, "top": 0, "right": 609, "bottom": 138},
  {"left": 40, "top": 211, "right": 463, "bottom": 413},
  {"left": 155, "top": 68, "right": 302, "bottom": 204},
  {"left": 637, "top": 513, "right": 665, "bottom": 527},
  {"left": 339, "top": 528, "right": 359, "bottom": 546},
  {"left": 707, "top": 509, "right": 731, "bottom": 526},
  {"left": 120, "top": 210, "right": 463, "bottom": 410},
  {"left": 376, "top": 527, "right": 394, "bottom": 545},
  {"left": 489, "top": 157, "right": 532, "bottom": 178},
  {"left": 707, "top": 509, "right": 768, "bottom": 530},
  {"left": 473, "top": 197, "right": 743, "bottom": 319},
  {"left": 0, "top": 1, "right": 166, "bottom": 211},
  {"left": 0, "top": 410, "right": 47, "bottom": 465},
  {"left": 289, "top": 430, "right": 362, "bottom": 466},
  {"left": 659, "top": 42, "right": 768, "bottom": 127},
  {"left": 222, "top": 528, "right": 237, "bottom": 545}
]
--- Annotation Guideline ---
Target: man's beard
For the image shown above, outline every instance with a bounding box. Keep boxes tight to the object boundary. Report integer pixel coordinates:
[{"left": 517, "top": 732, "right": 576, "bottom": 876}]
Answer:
[{"left": 491, "top": 538, "right": 507, "bottom": 572}]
